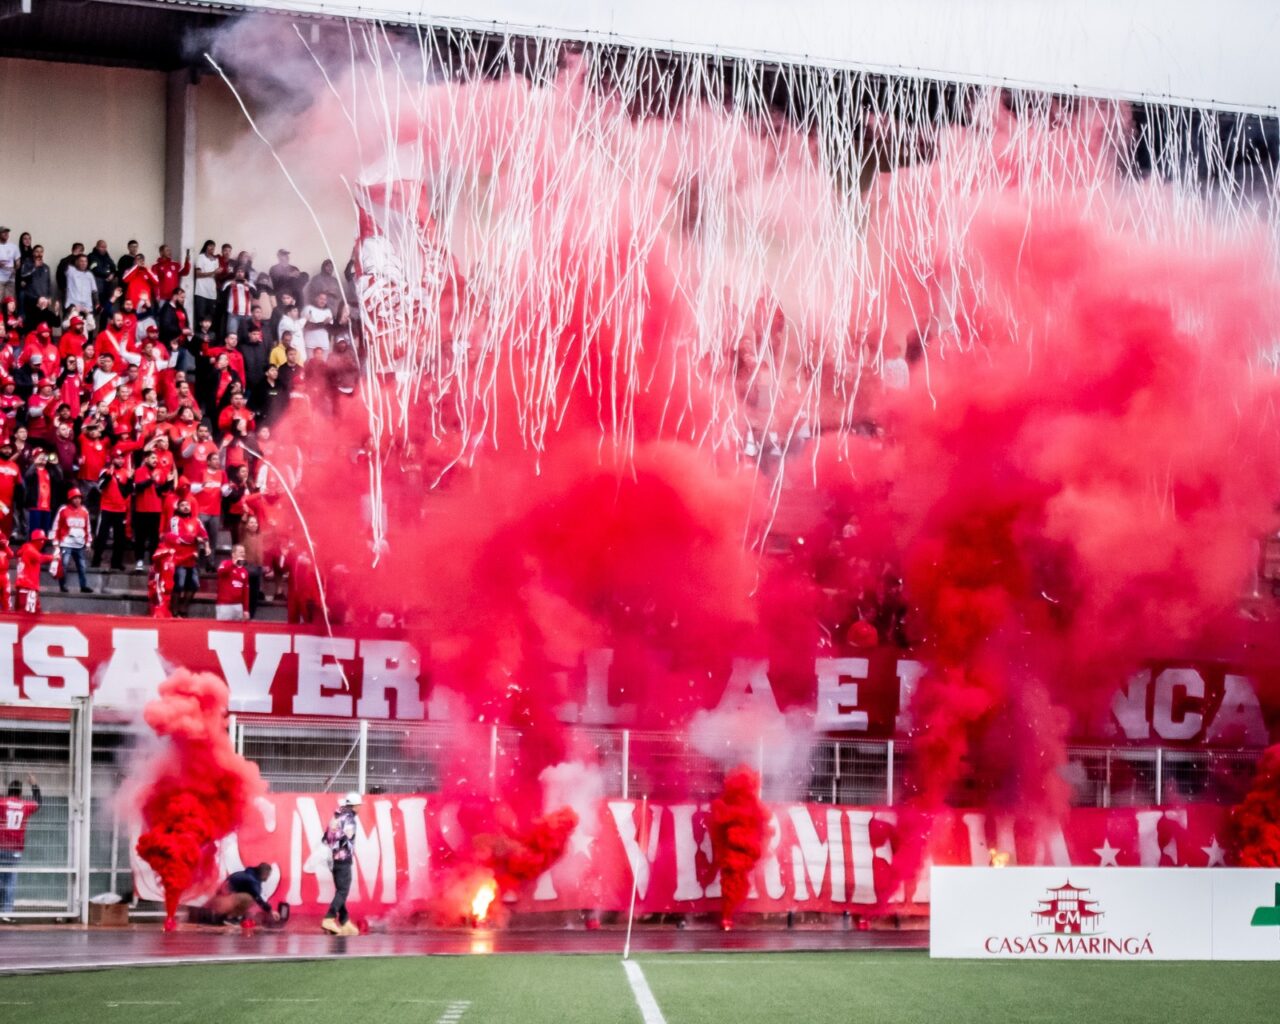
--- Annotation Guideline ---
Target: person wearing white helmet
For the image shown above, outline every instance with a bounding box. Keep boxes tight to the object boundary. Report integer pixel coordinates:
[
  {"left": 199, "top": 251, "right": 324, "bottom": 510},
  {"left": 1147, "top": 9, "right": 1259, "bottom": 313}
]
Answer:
[{"left": 320, "top": 792, "right": 361, "bottom": 935}]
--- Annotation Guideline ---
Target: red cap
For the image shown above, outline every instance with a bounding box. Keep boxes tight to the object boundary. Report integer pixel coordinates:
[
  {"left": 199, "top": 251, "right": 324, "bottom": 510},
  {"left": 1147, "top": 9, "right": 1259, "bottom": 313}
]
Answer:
[
  {"left": 29, "top": 529, "right": 46, "bottom": 542},
  {"left": 145, "top": 325, "right": 159, "bottom": 337},
  {"left": 69, "top": 316, "right": 84, "bottom": 328},
  {"left": 37, "top": 323, "right": 51, "bottom": 335},
  {"left": 67, "top": 487, "right": 82, "bottom": 499}
]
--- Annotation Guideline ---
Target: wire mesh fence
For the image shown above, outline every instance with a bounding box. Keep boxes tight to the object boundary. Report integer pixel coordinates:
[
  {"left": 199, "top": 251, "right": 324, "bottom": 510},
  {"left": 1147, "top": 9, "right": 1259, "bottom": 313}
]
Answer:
[{"left": 0, "top": 703, "right": 1268, "bottom": 918}]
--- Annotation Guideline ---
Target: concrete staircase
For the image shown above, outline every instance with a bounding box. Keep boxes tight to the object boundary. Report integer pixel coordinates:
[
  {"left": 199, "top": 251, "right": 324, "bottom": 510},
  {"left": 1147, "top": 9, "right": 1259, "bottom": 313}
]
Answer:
[{"left": 25, "top": 565, "right": 288, "bottom": 622}]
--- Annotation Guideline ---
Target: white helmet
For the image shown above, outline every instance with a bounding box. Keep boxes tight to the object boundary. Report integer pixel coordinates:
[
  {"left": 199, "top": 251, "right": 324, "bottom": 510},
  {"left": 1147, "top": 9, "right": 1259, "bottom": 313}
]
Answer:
[{"left": 340, "top": 792, "right": 362, "bottom": 808}]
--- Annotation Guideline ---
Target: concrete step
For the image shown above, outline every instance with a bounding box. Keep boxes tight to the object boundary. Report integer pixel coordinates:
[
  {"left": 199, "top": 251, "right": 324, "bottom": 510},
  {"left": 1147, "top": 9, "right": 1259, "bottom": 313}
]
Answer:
[{"left": 38, "top": 588, "right": 289, "bottom": 621}]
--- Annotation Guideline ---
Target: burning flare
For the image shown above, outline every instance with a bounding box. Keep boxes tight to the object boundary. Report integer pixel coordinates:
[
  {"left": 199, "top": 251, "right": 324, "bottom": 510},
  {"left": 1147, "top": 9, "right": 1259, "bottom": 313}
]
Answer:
[
  {"left": 471, "top": 879, "right": 497, "bottom": 923},
  {"left": 989, "top": 849, "right": 1011, "bottom": 868}
]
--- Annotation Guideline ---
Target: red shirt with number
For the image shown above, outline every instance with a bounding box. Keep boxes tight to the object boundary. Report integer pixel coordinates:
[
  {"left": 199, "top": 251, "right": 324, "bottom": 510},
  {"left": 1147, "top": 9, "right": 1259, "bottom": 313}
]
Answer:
[{"left": 0, "top": 794, "right": 38, "bottom": 851}]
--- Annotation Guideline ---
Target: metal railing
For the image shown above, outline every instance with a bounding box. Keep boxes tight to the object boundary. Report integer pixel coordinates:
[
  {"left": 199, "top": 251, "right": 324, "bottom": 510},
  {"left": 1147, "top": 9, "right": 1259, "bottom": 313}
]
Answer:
[{"left": 0, "top": 705, "right": 1267, "bottom": 919}]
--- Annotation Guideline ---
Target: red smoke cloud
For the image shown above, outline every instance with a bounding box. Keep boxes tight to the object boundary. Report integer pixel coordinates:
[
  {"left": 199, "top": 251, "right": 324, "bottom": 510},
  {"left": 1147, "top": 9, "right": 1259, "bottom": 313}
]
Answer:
[
  {"left": 1229, "top": 745, "right": 1280, "bottom": 865},
  {"left": 133, "top": 671, "right": 266, "bottom": 925},
  {"left": 228, "top": 62, "right": 1280, "bottom": 910},
  {"left": 709, "top": 767, "right": 770, "bottom": 927}
]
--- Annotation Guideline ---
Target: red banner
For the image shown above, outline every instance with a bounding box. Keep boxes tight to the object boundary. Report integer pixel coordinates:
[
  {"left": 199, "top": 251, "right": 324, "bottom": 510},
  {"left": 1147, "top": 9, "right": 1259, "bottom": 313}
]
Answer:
[
  {"left": 1, "top": 613, "right": 1277, "bottom": 744},
  {"left": 129, "top": 794, "right": 1235, "bottom": 918}
]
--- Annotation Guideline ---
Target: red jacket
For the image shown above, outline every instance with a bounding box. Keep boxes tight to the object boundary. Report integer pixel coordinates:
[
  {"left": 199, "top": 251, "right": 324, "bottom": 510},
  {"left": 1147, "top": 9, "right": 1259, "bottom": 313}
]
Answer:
[
  {"left": 122, "top": 264, "right": 159, "bottom": 307},
  {"left": 132, "top": 466, "right": 168, "bottom": 514},
  {"left": 216, "top": 559, "right": 250, "bottom": 611},
  {"left": 152, "top": 256, "right": 190, "bottom": 301},
  {"left": 168, "top": 513, "right": 208, "bottom": 568},
  {"left": 16, "top": 542, "right": 53, "bottom": 590},
  {"left": 218, "top": 405, "right": 255, "bottom": 438},
  {"left": 193, "top": 466, "right": 224, "bottom": 516},
  {"left": 53, "top": 504, "right": 91, "bottom": 549},
  {"left": 98, "top": 466, "right": 133, "bottom": 514},
  {"left": 77, "top": 437, "right": 109, "bottom": 482}
]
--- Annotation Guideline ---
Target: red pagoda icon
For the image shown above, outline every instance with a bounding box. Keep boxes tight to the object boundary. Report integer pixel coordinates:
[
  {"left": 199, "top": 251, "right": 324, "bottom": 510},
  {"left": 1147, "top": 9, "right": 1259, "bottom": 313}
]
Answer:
[{"left": 1033, "top": 881, "right": 1105, "bottom": 935}]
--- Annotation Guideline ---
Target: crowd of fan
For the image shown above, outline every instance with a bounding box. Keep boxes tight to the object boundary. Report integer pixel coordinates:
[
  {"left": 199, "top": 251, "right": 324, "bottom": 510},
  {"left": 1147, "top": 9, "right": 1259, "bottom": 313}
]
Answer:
[{"left": 0, "top": 226, "right": 351, "bottom": 621}]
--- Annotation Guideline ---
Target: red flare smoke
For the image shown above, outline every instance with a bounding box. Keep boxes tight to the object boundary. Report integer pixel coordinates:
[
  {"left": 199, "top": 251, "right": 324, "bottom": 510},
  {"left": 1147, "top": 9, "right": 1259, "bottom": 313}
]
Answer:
[
  {"left": 133, "top": 670, "right": 266, "bottom": 925},
  {"left": 475, "top": 806, "right": 580, "bottom": 893},
  {"left": 1228, "top": 745, "right": 1280, "bottom": 866},
  {"left": 709, "top": 767, "right": 769, "bottom": 928}
]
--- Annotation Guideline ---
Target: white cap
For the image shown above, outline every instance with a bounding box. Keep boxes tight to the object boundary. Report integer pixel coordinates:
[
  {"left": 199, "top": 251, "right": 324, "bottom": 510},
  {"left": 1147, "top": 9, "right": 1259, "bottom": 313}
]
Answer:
[{"left": 340, "top": 791, "right": 362, "bottom": 807}]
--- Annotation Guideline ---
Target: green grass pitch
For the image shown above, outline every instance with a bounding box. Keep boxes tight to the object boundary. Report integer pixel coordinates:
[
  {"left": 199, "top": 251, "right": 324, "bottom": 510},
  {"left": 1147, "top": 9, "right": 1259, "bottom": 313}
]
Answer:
[{"left": 0, "top": 951, "right": 1277, "bottom": 1024}]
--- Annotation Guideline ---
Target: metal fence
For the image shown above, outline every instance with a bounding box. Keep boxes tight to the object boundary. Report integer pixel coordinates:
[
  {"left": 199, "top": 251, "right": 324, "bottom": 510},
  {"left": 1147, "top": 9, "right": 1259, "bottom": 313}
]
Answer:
[{"left": 0, "top": 703, "right": 1266, "bottom": 919}]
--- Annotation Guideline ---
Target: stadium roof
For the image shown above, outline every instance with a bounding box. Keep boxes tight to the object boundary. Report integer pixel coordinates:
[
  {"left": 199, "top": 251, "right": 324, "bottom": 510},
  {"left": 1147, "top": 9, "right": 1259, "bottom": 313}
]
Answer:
[{"left": 2, "top": 0, "right": 1277, "bottom": 116}]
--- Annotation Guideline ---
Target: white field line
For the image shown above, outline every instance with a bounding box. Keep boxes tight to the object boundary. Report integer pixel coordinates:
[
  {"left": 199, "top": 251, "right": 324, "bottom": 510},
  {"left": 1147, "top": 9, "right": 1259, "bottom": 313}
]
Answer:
[
  {"left": 622, "top": 960, "right": 668, "bottom": 1024},
  {"left": 434, "top": 999, "right": 472, "bottom": 1024}
]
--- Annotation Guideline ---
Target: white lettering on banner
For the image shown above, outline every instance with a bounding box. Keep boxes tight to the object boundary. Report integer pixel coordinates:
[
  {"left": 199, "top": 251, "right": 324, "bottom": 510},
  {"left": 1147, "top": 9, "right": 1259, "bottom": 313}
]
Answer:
[
  {"left": 1206, "top": 674, "right": 1267, "bottom": 745},
  {"left": 1136, "top": 809, "right": 1187, "bottom": 867},
  {"left": 893, "top": 659, "right": 925, "bottom": 733},
  {"left": 22, "top": 626, "right": 89, "bottom": 701},
  {"left": 397, "top": 798, "right": 430, "bottom": 898},
  {"left": 962, "top": 813, "right": 990, "bottom": 868},
  {"left": 356, "top": 640, "right": 425, "bottom": 719},
  {"left": 608, "top": 801, "right": 664, "bottom": 899},
  {"left": 789, "top": 806, "right": 845, "bottom": 902},
  {"left": 288, "top": 798, "right": 334, "bottom": 905},
  {"left": 0, "top": 623, "right": 18, "bottom": 701},
  {"left": 208, "top": 631, "right": 291, "bottom": 713},
  {"left": 670, "top": 804, "right": 705, "bottom": 900},
  {"left": 557, "top": 649, "right": 636, "bottom": 725},
  {"left": 350, "top": 801, "right": 398, "bottom": 904},
  {"left": 1152, "top": 668, "right": 1204, "bottom": 741},
  {"left": 846, "top": 809, "right": 890, "bottom": 904},
  {"left": 714, "top": 659, "right": 781, "bottom": 716},
  {"left": 814, "top": 658, "right": 869, "bottom": 731},
  {"left": 760, "top": 812, "right": 785, "bottom": 900},
  {"left": 1110, "top": 672, "right": 1151, "bottom": 740},
  {"left": 292, "top": 636, "right": 355, "bottom": 716},
  {"left": 97, "top": 629, "right": 166, "bottom": 708}
]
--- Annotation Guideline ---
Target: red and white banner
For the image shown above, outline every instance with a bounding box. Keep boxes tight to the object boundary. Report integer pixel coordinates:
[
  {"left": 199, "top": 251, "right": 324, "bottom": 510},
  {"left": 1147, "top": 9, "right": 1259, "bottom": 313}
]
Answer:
[
  {"left": 130, "top": 794, "right": 1239, "bottom": 918},
  {"left": 1, "top": 613, "right": 1278, "bottom": 744}
]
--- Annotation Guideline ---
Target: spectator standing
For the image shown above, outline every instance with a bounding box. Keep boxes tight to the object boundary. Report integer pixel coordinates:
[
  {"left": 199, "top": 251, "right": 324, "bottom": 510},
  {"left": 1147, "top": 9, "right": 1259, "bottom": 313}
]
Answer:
[
  {"left": 268, "top": 248, "right": 306, "bottom": 306},
  {"left": 191, "top": 449, "right": 225, "bottom": 558},
  {"left": 251, "top": 364, "right": 288, "bottom": 426},
  {"left": 55, "top": 243, "right": 85, "bottom": 302},
  {"left": 215, "top": 544, "right": 251, "bottom": 621},
  {"left": 18, "top": 246, "right": 53, "bottom": 320},
  {"left": 86, "top": 240, "right": 116, "bottom": 305},
  {"left": 52, "top": 488, "right": 92, "bottom": 594},
  {"left": 306, "top": 259, "right": 344, "bottom": 317},
  {"left": 241, "top": 512, "right": 265, "bottom": 615},
  {"left": 63, "top": 254, "right": 97, "bottom": 315},
  {"left": 131, "top": 450, "right": 168, "bottom": 570},
  {"left": 0, "top": 775, "right": 41, "bottom": 921},
  {"left": 148, "top": 532, "right": 177, "bottom": 618},
  {"left": 192, "top": 240, "right": 219, "bottom": 326},
  {"left": 0, "top": 536, "right": 11, "bottom": 610},
  {"left": 222, "top": 267, "right": 257, "bottom": 339},
  {"left": 0, "top": 442, "right": 20, "bottom": 538},
  {"left": 168, "top": 498, "right": 209, "bottom": 618},
  {"left": 301, "top": 292, "right": 333, "bottom": 358},
  {"left": 152, "top": 245, "right": 190, "bottom": 302},
  {"left": 0, "top": 228, "right": 19, "bottom": 302},
  {"left": 241, "top": 325, "right": 268, "bottom": 387},
  {"left": 122, "top": 253, "right": 158, "bottom": 308},
  {"left": 15, "top": 530, "right": 54, "bottom": 613},
  {"left": 115, "top": 240, "right": 140, "bottom": 280},
  {"left": 23, "top": 448, "right": 59, "bottom": 536}
]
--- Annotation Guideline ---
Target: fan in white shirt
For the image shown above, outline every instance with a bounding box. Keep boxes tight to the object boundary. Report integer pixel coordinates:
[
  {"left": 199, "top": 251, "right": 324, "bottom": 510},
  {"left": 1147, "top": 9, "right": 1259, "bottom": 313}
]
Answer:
[{"left": 301, "top": 293, "right": 334, "bottom": 354}]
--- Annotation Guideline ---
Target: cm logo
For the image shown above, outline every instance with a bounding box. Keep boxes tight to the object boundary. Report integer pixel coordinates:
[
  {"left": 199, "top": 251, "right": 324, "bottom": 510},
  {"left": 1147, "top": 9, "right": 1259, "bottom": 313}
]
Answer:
[{"left": 1250, "top": 883, "right": 1280, "bottom": 935}]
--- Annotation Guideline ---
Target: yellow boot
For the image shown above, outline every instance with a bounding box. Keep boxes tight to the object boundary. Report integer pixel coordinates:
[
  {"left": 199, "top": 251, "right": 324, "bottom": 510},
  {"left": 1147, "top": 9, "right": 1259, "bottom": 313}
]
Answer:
[
  {"left": 338, "top": 920, "right": 360, "bottom": 936},
  {"left": 320, "top": 917, "right": 341, "bottom": 935}
]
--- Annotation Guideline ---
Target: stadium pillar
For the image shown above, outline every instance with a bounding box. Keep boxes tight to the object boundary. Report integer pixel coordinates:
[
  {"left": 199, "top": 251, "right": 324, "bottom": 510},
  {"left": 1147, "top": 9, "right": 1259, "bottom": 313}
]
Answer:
[{"left": 163, "top": 69, "right": 197, "bottom": 260}]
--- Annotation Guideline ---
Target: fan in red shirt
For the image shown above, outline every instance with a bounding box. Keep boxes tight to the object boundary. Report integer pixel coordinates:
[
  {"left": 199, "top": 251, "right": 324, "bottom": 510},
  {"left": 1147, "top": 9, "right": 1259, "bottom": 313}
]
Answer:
[
  {"left": 15, "top": 530, "right": 55, "bottom": 614},
  {"left": 0, "top": 442, "right": 20, "bottom": 536},
  {"left": 287, "top": 547, "right": 321, "bottom": 625},
  {"left": 0, "top": 774, "right": 41, "bottom": 917},
  {"left": 168, "top": 498, "right": 210, "bottom": 618},
  {"left": 151, "top": 246, "right": 190, "bottom": 301},
  {"left": 93, "top": 451, "right": 133, "bottom": 571},
  {"left": 76, "top": 421, "right": 110, "bottom": 493},
  {"left": 181, "top": 422, "right": 218, "bottom": 476},
  {"left": 58, "top": 317, "right": 88, "bottom": 362},
  {"left": 218, "top": 391, "right": 255, "bottom": 438},
  {"left": 148, "top": 532, "right": 178, "bottom": 619},
  {"left": 94, "top": 313, "right": 129, "bottom": 365},
  {"left": 208, "top": 334, "right": 246, "bottom": 387},
  {"left": 122, "top": 254, "right": 159, "bottom": 308},
  {"left": 52, "top": 489, "right": 93, "bottom": 594},
  {"left": 215, "top": 544, "right": 251, "bottom": 621}
]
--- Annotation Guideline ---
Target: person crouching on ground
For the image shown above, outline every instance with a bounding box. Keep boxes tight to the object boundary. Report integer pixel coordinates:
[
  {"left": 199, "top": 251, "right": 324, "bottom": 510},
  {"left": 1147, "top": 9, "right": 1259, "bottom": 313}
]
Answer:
[
  {"left": 191, "top": 863, "right": 288, "bottom": 929},
  {"left": 215, "top": 544, "right": 250, "bottom": 621},
  {"left": 321, "top": 793, "right": 361, "bottom": 936}
]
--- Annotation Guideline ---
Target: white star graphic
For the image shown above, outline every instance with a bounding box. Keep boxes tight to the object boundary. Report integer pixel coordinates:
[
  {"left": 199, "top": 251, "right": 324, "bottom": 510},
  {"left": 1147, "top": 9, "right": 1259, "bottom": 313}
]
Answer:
[
  {"left": 1201, "top": 836, "right": 1226, "bottom": 867},
  {"left": 569, "top": 829, "right": 596, "bottom": 858},
  {"left": 1093, "top": 839, "right": 1120, "bottom": 867}
]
